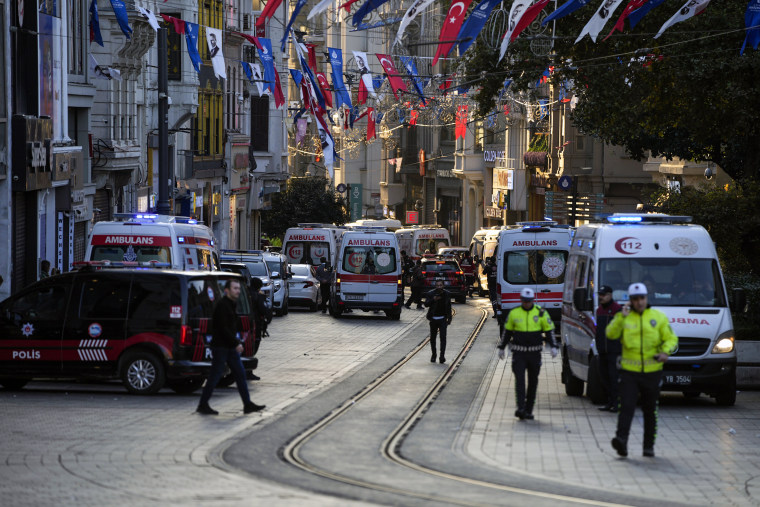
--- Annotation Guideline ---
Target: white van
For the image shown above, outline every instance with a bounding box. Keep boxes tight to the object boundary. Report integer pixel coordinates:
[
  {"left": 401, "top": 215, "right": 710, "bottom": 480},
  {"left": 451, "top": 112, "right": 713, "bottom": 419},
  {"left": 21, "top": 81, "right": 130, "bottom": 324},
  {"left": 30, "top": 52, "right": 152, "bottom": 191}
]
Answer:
[
  {"left": 469, "top": 228, "right": 503, "bottom": 296},
  {"left": 86, "top": 214, "right": 219, "bottom": 270},
  {"left": 496, "top": 222, "right": 572, "bottom": 326},
  {"left": 331, "top": 228, "right": 403, "bottom": 320},
  {"left": 282, "top": 223, "right": 345, "bottom": 267},
  {"left": 395, "top": 225, "right": 451, "bottom": 260},
  {"left": 561, "top": 213, "right": 738, "bottom": 406}
]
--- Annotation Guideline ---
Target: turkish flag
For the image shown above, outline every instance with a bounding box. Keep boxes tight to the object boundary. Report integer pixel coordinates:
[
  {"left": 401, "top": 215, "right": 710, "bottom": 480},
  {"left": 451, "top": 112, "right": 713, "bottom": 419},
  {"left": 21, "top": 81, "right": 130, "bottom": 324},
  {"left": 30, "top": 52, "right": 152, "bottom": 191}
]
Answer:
[
  {"left": 161, "top": 14, "right": 185, "bottom": 34},
  {"left": 455, "top": 105, "right": 468, "bottom": 139},
  {"left": 272, "top": 68, "right": 285, "bottom": 109},
  {"left": 409, "top": 110, "right": 419, "bottom": 126},
  {"left": 256, "top": 0, "right": 283, "bottom": 30},
  {"left": 433, "top": 0, "right": 473, "bottom": 65},
  {"left": 316, "top": 72, "right": 333, "bottom": 108},
  {"left": 306, "top": 43, "right": 319, "bottom": 71},
  {"left": 604, "top": 0, "right": 647, "bottom": 41},
  {"left": 232, "top": 31, "right": 262, "bottom": 50},
  {"left": 367, "top": 107, "right": 376, "bottom": 140},
  {"left": 358, "top": 79, "right": 368, "bottom": 104},
  {"left": 376, "top": 54, "right": 408, "bottom": 99}
]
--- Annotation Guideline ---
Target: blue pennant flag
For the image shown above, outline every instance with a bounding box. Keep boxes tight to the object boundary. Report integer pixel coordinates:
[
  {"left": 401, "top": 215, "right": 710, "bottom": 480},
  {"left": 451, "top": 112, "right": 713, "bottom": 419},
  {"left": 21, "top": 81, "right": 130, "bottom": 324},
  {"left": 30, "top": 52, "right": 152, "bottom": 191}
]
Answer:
[
  {"left": 281, "top": 0, "right": 308, "bottom": 51},
  {"left": 628, "top": 0, "right": 666, "bottom": 29},
  {"left": 352, "top": 16, "right": 403, "bottom": 31},
  {"left": 398, "top": 56, "right": 426, "bottom": 105},
  {"left": 109, "top": 0, "right": 132, "bottom": 39},
  {"left": 184, "top": 22, "right": 202, "bottom": 73},
  {"left": 352, "top": 0, "right": 392, "bottom": 27},
  {"left": 241, "top": 61, "right": 254, "bottom": 84},
  {"left": 457, "top": 0, "right": 502, "bottom": 55},
  {"left": 541, "top": 0, "right": 593, "bottom": 26},
  {"left": 538, "top": 99, "right": 549, "bottom": 120},
  {"left": 289, "top": 68, "right": 303, "bottom": 87},
  {"left": 498, "top": 78, "right": 513, "bottom": 100},
  {"left": 89, "top": 0, "right": 103, "bottom": 46},
  {"left": 742, "top": 0, "right": 760, "bottom": 55},
  {"left": 372, "top": 75, "right": 386, "bottom": 91},
  {"left": 329, "top": 48, "right": 352, "bottom": 110},
  {"left": 257, "top": 38, "right": 277, "bottom": 96},
  {"left": 398, "top": 108, "right": 405, "bottom": 124}
]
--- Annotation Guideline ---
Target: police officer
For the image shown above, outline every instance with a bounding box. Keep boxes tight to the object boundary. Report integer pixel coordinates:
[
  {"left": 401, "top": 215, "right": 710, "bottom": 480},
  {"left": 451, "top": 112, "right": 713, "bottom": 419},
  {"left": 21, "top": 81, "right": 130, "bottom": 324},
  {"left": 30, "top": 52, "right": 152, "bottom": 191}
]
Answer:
[
  {"left": 596, "top": 285, "right": 622, "bottom": 412},
  {"left": 315, "top": 257, "right": 332, "bottom": 313},
  {"left": 497, "top": 288, "right": 558, "bottom": 420},
  {"left": 607, "top": 282, "right": 678, "bottom": 458}
]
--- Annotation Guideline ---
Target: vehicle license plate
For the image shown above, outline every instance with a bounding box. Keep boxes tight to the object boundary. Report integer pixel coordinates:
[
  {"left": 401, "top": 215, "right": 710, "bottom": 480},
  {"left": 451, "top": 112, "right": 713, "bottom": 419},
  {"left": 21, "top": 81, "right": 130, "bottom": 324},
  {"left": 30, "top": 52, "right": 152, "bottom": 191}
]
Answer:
[
  {"left": 344, "top": 294, "right": 364, "bottom": 300},
  {"left": 665, "top": 375, "right": 692, "bottom": 385}
]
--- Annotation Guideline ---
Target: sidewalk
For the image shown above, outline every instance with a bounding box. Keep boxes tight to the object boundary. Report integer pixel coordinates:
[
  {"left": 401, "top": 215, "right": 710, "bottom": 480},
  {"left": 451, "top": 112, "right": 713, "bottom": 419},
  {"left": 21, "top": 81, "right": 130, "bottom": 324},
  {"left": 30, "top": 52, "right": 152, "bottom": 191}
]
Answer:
[{"left": 467, "top": 328, "right": 760, "bottom": 506}]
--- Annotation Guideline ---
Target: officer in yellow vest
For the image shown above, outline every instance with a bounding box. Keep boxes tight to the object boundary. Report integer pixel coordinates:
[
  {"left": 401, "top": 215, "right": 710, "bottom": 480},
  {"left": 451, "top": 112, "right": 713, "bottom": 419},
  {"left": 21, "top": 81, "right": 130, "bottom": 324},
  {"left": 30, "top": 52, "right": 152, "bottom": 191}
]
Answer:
[
  {"left": 606, "top": 282, "right": 678, "bottom": 458},
  {"left": 497, "top": 287, "right": 558, "bottom": 420}
]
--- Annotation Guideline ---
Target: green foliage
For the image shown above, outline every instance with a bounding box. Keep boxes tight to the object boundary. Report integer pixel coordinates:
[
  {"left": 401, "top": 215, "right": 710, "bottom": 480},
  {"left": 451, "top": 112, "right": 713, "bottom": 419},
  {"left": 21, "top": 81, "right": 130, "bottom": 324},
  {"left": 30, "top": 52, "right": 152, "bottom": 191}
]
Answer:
[
  {"left": 724, "top": 272, "right": 760, "bottom": 340},
  {"left": 261, "top": 177, "right": 349, "bottom": 239},
  {"left": 528, "top": 134, "right": 549, "bottom": 152},
  {"left": 463, "top": 2, "right": 760, "bottom": 182}
]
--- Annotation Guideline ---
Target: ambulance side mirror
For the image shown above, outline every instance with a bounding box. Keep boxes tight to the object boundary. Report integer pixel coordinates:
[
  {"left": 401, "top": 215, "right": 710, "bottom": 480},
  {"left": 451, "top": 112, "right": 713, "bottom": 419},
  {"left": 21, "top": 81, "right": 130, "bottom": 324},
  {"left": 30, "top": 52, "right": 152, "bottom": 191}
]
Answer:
[
  {"left": 731, "top": 288, "right": 746, "bottom": 313},
  {"left": 573, "top": 287, "right": 592, "bottom": 312}
]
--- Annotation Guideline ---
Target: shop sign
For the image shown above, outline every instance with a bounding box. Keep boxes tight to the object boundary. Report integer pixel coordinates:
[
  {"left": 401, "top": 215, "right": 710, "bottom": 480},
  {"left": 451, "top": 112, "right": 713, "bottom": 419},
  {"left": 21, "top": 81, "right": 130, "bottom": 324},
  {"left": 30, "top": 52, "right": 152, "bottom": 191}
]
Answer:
[
  {"left": 484, "top": 150, "right": 505, "bottom": 163},
  {"left": 436, "top": 169, "right": 456, "bottom": 179},
  {"left": 406, "top": 211, "right": 419, "bottom": 224},
  {"left": 485, "top": 207, "right": 503, "bottom": 219},
  {"left": 493, "top": 168, "right": 514, "bottom": 190},
  {"left": 531, "top": 173, "right": 549, "bottom": 188}
]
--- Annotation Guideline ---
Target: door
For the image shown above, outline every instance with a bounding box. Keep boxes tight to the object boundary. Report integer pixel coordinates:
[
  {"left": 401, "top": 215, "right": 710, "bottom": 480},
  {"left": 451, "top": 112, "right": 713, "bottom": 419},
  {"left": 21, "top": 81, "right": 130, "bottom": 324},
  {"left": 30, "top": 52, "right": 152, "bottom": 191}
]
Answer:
[
  {"left": 339, "top": 245, "right": 371, "bottom": 302},
  {"left": 0, "top": 279, "right": 69, "bottom": 374},
  {"left": 367, "top": 245, "right": 399, "bottom": 304}
]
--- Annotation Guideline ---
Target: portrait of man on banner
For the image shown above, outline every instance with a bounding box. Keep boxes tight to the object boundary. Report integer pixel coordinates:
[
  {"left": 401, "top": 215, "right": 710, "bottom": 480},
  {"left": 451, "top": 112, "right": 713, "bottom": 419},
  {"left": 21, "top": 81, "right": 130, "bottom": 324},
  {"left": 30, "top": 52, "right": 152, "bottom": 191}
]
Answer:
[{"left": 205, "top": 27, "right": 227, "bottom": 80}]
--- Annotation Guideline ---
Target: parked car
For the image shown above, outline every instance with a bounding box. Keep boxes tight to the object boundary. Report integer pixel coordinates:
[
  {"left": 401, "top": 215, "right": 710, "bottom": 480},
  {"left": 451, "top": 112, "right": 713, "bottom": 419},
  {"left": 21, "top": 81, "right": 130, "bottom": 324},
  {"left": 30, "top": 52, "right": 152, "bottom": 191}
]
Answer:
[
  {"left": 420, "top": 256, "right": 468, "bottom": 303},
  {"left": 263, "top": 251, "right": 291, "bottom": 316},
  {"left": 288, "top": 264, "right": 322, "bottom": 311},
  {"left": 220, "top": 250, "right": 273, "bottom": 306}
]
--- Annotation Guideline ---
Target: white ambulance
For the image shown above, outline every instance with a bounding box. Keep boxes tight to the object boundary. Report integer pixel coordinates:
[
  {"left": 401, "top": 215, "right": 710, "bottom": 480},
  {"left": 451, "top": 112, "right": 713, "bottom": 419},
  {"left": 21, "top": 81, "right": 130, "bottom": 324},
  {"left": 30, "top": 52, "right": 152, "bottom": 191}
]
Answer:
[
  {"left": 85, "top": 214, "right": 219, "bottom": 270},
  {"left": 395, "top": 225, "right": 451, "bottom": 260},
  {"left": 469, "top": 227, "right": 504, "bottom": 296},
  {"left": 561, "top": 213, "right": 738, "bottom": 406},
  {"left": 331, "top": 228, "right": 403, "bottom": 320},
  {"left": 495, "top": 221, "right": 572, "bottom": 326},
  {"left": 282, "top": 223, "right": 345, "bottom": 267}
]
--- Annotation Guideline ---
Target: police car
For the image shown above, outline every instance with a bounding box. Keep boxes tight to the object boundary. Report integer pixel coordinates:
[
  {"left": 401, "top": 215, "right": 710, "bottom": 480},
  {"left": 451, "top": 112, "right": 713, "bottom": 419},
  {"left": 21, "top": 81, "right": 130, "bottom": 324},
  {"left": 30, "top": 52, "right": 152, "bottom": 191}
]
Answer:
[{"left": 420, "top": 256, "right": 468, "bottom": 303}]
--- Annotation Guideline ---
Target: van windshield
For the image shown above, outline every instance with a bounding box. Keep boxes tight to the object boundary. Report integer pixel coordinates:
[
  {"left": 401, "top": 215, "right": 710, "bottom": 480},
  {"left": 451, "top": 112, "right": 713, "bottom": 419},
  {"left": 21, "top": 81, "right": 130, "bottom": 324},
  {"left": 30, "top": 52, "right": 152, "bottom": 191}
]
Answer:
[
  {"left": 415, "top": 237, "right": 449, "bottom": 256},
  {"left": 342, "top": 246, "right": 397, "bottom": 275},
  {"left": 505, "top": 250, "right": 568, "bottom": 284},
  {"left": 91, "top": 245, "right": 172, "bottom": 264},
  {"left": 599, "top": 258, "right": 726, "bottom": 307},
  {"left": 285, "top": 241, "right": 330, "bottom": 265}
]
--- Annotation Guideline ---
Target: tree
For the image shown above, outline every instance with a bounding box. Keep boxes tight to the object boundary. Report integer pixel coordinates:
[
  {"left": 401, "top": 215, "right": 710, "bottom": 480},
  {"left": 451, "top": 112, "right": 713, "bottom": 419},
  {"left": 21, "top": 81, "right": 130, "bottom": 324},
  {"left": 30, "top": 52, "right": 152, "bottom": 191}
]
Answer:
[
  {"left": 261, "top": 177, "right": 349, "bottom": 238},
  {"left": 463, "top": 2, "right": 760, "bottom": 182}
]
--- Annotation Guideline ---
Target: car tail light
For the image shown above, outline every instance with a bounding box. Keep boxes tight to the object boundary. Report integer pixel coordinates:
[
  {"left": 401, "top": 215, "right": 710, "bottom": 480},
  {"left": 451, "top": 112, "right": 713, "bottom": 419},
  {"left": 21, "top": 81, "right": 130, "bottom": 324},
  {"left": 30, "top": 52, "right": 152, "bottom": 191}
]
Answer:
[
  {"left": 457, "top": 271, "right": 463, "bottom": 275},
  {"left": 335, "top": 278, "right": 341, "bottom": 293},
  {"left": 180, "top": 325, "right": 192, "bottom": 346},
  {"left": 304, "top": 281, "right": 314, "bottom": 287}
]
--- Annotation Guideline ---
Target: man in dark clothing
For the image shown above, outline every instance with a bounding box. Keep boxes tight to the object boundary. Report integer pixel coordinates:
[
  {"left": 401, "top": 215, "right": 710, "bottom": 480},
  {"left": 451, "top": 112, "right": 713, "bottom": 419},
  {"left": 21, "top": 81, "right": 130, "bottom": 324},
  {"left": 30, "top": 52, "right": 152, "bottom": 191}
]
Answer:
[
  {"left": 197, "top": 279, "right": 265, "bottom": 415},
  {"left": 405, "top": 260, "right": 425, "bottom": 309},
  {"left": 596, "top": 285, "right": 623, "bottom": 412},
  {"left": 400, "top": 250, "right": 412, "bottom": 297},
  {"left": 315, "top": 257, "right": 332, "bottom": 313},
  {"left": 486, "top": 257, "right": 499, "bottom": 310},
  {"left": 247, "top": 277, "right": 269, "bottom": 381},
  {"left": 426, "top": 280, "right": 452, "bottom": 363}
]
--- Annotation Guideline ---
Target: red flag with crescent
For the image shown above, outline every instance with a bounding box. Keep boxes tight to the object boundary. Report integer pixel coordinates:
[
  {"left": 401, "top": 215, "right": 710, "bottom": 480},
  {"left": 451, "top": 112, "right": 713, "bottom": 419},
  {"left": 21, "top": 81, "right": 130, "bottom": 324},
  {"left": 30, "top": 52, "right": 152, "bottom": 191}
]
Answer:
[
  {"left": 433, "top": 0, "right": 473, "bottom": 65},
  {"left": 316, "top": 72, "right": 333, "bottom": 108},
  {"left": 256, "top": 0, "right": 283, "bottom": 30},
  {"left": 455, "top": 105, "right": 468, "bottom": 139},
  {"left": 358, "top": 79, "right": 368, "bottom": 104},
  {"left": 161, "top": 14, "right": 185, "bottom": 34},
  {"left": 409, "top": 110, "right": 419, "bottom": 126},
  {"left": 604, "top": 0, "right": 647, "bottom": 41},
  {"left": 339, "top": 0, "right": 362, "bottom": 11},
  {"left": 367, "top": 107, "right": 376, "bottom": 140},
  {"left": 376, "top": 54, "right": 408, "bottom": 99}
]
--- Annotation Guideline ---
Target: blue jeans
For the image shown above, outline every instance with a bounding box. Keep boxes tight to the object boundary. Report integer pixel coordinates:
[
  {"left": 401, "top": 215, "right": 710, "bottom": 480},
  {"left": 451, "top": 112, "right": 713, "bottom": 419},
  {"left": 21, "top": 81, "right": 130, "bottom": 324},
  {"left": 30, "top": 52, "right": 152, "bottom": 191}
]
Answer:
[{"left": 199, "top": 346, "right": 251, "bottom": 406}]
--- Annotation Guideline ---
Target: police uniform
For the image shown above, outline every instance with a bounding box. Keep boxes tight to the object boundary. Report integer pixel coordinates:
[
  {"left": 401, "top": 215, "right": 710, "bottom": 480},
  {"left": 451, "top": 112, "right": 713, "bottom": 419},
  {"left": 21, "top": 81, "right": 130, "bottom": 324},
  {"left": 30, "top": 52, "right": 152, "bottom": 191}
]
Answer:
[
  {"left": 498, "top": 288, "right": 557, "bottom": 420},
  {"left": 606, "top": 283, "right": 678, "bottom": 457}
]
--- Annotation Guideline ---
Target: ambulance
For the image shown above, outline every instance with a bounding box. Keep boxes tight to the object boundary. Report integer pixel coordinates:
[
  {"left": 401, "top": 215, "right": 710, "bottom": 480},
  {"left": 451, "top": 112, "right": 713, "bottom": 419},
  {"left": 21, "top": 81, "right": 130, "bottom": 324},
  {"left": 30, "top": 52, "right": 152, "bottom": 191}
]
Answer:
[
  {"left": 495, "top": 222, "right": 572, "bottom": 326},
  {"left": 282, "top": 223, "right": 345, "bottom": 267},
  {"left": 469, "top": 227, "right": 504, "bottom": 296},
  {"left": 331, "top": 228, "right": 403, "bottom": 320},
  {"left": 395, "top": 225, "right": 451, "bottom": 260},
  {"left": 561, "top": 213, "right": 739, "bottom": 406},
  {"left": 85, "top": 214, "right": 219, "bottom": 271}
]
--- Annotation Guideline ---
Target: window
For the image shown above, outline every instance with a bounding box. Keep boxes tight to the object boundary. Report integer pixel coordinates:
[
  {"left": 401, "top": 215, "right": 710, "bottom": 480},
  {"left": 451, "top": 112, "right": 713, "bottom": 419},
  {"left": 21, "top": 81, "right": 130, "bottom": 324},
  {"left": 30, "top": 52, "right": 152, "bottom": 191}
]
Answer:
[
  {"left": 165, "top": 14, "right": 182, "bottom": 80},
  {"left": 284, "top": 241, "right": 329, "bottom": 265},
  {"left": 504, "top": 250, "right": 569, "bottom": 285},
  {"left": 90, "top": 244, "right": 172, "bottom": 264},
  {"left": 423, "top": 261, "right": 458, "bottom": 273},
  {"left": 68, "top": 0, "right": 84, "bottom": 75},
  {"left": 250, "top": 95, "right": 269, "bottom": 152},
  {"left": 78, "top": 277, "right": 131, "bottom": 319},
  {"left": 8, "top": 285, "right": 68, "bottom": 321},
  {"left": 342, "top": 246, "right": 397, "bottom": 275},
  {"left": 575, "top": 135, "right": 585, "bottom": 152},
  {"left": 414, "top": 237, "right": 450, "bottom": 257},
  {"left": 187, "top": 279, "right": 220, "bottom": 319},
  {"left": 215, "top": 279, "right": 252, "bottom": 315},
  {"left": 193, "top": 90, "right": 223, "bottom": 156},
  {"left": 128, "top": 277, "right": 181, "bottom": 320}
]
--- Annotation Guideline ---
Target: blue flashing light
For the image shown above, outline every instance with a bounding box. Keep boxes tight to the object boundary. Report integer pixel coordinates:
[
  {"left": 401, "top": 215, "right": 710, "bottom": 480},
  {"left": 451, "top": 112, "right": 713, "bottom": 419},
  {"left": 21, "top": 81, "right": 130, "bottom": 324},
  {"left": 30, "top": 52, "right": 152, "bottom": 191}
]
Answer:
[
  {"left": 135, "top": 214, "right": 158, "bottom": 220},
  {"left": 188, "top": 219, "right": 198, "bottom": 224},
  {"left": 178, "top": 237, "right": 185, "bottom": 243},
  {"left": 608, "top": 215, "right": 643, "bottom": 223}
]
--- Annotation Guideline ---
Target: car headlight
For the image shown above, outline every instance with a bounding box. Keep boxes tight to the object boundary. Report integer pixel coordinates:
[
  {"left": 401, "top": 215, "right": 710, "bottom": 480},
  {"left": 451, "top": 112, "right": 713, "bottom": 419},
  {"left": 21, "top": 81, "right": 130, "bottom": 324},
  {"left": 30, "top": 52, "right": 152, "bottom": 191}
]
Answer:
[{"left": 712, "top": 331, "right": 735, "bottom": 354}]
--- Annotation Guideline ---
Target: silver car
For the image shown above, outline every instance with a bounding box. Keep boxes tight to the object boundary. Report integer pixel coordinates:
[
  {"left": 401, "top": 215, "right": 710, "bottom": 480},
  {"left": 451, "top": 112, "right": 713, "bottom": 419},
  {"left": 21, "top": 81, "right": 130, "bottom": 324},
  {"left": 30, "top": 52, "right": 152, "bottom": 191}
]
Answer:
[
  {"left": 264, "top": 251, "right": 291, "bottom": 316},
  {"left": 287, "top": 264, "right": 322, "bottom": 311}
]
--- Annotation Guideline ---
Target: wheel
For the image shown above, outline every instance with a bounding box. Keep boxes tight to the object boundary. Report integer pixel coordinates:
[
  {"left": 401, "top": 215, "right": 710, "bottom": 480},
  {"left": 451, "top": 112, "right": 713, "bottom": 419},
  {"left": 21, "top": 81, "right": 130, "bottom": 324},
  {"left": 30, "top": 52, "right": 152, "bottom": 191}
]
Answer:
[
  {"left": 120, "top": 350, "right": 165, "bottom": 395},
  {"left": 586, "top": 355, "right": 607, "bottom": 404},
  {"left": 282, "top": 301, "right": 289, "bottom": 316},
  {"left": 714, "top": 375, "right": 737, "bottom": 406},
  {"left": 168, "top": 377, "right": 204, "bottom": 394},
  {"left": 562, "top": 348, "right": 584, "bottom": 397},
  {"left": 392, "top": 310, "right": 401, "bottom": 321},
  {"left": 274, "top": 308, "right": 282, "bottom": 317},
  {"left": 309, "top": 301, "right": 318, "bottom": 312},
  {"left": 0, "top": 379, "right": 29, "bottom": 390}
]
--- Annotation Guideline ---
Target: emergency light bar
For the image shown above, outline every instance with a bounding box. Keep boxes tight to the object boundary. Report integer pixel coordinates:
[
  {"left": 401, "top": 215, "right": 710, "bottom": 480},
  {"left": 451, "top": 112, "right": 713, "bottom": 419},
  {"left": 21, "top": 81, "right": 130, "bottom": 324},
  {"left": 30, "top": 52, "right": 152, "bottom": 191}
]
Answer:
[
  {"left": 72, "top": 261, "right": 172, "bottom": 270},
  {"left": 606, "top": 213, "right": 692, "bottom": 224},
  {"left": 113, "top": 213, "right": 202, "bottom": 224},
  {"left": 517, "top": 221, "right": 558, "bottom": 227}
]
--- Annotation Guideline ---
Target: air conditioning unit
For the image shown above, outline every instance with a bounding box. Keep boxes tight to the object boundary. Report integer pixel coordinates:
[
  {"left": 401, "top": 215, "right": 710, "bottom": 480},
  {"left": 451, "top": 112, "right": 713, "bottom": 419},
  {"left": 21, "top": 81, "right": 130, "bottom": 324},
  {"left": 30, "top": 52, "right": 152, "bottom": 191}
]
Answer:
[{"left": 243, "top": 14, "right": 251, "bottom": 31}]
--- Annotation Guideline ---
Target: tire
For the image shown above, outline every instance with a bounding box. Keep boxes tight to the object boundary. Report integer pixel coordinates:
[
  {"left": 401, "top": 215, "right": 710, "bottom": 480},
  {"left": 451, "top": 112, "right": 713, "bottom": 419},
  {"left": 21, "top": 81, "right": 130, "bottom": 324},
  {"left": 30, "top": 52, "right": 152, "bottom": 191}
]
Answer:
[
  {"left": 714, "top": 375, "right": 737, "bottom": 406},
  {"left": 309, "top": 301, "right": 318, "bottom": 312},
  {"left": 562, "top": 348, "right": 584, "bottom": 397},
  {"left": 586, "top": 355, "right": 607, "bottom": 404},
  {"left": 120, "top": 350, "right": 165, "bottom": 395},
  {"left": 0, "top": 379, "right": 29, "bottom": 390},
  {"left": 283, "top": 301, "right": 289, "bottom": 315},
  {"left": 168, "top": 377, "right": 204, "bottom": 394}
]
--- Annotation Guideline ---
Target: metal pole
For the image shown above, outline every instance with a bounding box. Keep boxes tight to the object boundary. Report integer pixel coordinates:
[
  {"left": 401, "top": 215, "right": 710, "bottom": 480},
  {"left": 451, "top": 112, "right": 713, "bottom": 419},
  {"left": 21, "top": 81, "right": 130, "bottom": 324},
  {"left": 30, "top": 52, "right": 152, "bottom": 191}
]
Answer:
[{"left": 156, "top": 27, "right": 171, "bottom": 215}]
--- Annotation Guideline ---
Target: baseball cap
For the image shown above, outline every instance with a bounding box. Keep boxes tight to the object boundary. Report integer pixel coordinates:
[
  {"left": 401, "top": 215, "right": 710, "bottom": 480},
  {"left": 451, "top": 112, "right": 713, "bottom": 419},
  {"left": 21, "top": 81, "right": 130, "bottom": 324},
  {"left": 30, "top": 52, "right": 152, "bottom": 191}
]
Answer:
[
  {"left": 598, "top": 285, "right": 613, "bottom": 294},
  {"left": 628, "top": 282, "right": 648, "bottom": 297},
  {"left": 520, "top": 287, "right": 535, "bottom": 299}
]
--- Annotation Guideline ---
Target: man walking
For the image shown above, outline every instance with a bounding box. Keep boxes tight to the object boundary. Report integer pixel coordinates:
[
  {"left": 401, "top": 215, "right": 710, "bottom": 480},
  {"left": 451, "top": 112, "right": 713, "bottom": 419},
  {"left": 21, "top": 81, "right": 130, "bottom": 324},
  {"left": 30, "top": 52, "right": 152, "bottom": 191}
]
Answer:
[
  {"left": 486, "top": 257, "right": 499, "bottom": 303},
  {"left": 426, "top": 280, "right": 452, "bottom": 363},
  {"left": 197, "top": 279, "right": 265, "bottom": 415},
  {"left": 405, "top": 260, "right": 425, "bottom": 310},
  {"left": 607, "top": 283, "right": 678, "bottom": 458},
  {"left": 596, "top": 285, "right": 622, "bottom": 412},
  {"left": 497, "top": 288, "right": 557, "bottom": 420},
  {"left": 315, "top": 257, "right": 332, "bottom": 313}
]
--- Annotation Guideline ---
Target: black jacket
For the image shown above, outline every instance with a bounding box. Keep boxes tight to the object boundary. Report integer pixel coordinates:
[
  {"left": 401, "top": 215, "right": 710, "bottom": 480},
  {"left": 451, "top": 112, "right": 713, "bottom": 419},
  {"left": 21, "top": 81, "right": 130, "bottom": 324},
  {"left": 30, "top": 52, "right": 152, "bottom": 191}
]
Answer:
[
  {"left": 596, "top": 301, "right": 622, "bottom": 354},
  {"left": 211, "top": 296, "right": 241, "bottom": 348},
  {"left": 425, "top": 289, "right": 452, "bottom": 323}
]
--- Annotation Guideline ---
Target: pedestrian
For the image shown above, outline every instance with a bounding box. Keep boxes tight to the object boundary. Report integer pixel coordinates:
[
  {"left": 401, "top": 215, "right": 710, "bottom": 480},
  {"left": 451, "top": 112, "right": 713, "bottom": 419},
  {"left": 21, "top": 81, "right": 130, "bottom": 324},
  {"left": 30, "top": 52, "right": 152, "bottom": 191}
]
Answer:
[
  {"left": 607, "top": 283, "right": 677, "bottom": 458},
  {"left": 425, "top": 280, "right": 452, "bottom": 363},
  {"left": 460, "top": 252, "right": 474, "bottom": 296},
  {"left": 497, "top": 287, "right": 558, "bottom": 420},
  {"left": 400, "top": 250, "right": 412, "bottom": 297},
  {"left": 596, "top": 285, "right": 622, "bottom": 412},
  {"left": 405, "top": 260, "right": 425, "bottom": 310},
  {"left": 248, "top": 277, "right": 269, "bottom": 381},
  {"left": 39, "top": 260, "right": 51, "bottom": 280},
  {"left": 197, "top": 279, "right": 266, "bottom": 415},
  {"left": 486, "top": 257, "right": 498, "bottom": 307},
  {"left": 315, "top": 257, "right": 332, "bottom": 313}
]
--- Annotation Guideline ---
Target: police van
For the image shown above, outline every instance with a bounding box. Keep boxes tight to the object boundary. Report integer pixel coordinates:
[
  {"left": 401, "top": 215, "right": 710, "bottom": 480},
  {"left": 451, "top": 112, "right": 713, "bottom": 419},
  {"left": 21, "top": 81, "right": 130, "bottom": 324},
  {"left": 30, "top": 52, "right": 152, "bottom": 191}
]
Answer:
[
  {"left": 561, "top": 213, "right": 739, "bottom": 406},
  {"left": 282, "top": 223, "right": 346, "bottom": 267},
  {"left": 331, "top": 228, "right": 403, "bottom": 320},
  {"left": 395, "top": 225, "right": 451, "bottom": 260},
  {"left": 86, "top": 214, "right": 219, "bottom": 271},
  {"left": 495, "top": 222, "right": 572, "bottom": 326}
]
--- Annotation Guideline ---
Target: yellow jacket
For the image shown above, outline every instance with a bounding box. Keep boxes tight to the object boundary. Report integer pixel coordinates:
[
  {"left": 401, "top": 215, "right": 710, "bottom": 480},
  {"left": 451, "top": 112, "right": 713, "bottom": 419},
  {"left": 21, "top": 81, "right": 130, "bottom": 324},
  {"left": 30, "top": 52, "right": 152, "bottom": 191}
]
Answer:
[
  {"left": 606, "top": 307, "right": 678, "bottom": 373},
  {"left": 499, "top": 304, "right": 556, "bottom": 352}
]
